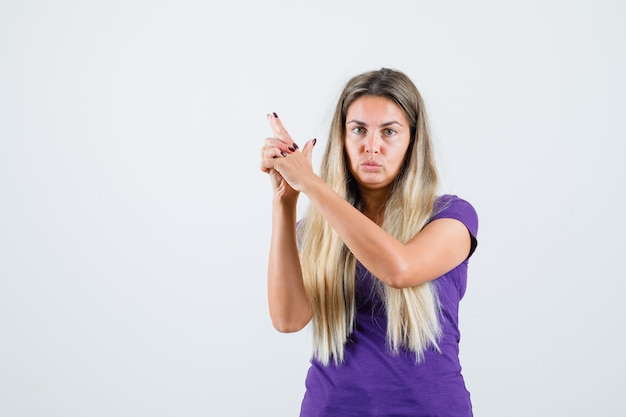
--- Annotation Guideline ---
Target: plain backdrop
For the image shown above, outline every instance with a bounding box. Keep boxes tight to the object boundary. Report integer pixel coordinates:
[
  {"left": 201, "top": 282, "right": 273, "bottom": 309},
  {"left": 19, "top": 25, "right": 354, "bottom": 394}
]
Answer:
[{"left": 1, "top": 0, "right": 625, "bottom": 416}]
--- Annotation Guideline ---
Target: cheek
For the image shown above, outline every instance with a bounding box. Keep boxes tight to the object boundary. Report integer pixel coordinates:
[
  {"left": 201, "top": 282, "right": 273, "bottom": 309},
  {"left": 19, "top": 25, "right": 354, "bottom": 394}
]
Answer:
[
  {"left": 392, "top": 143, "right": 411, "bottom": 168},
  {"left": 344, "top": 144, "right": 359, "bottom": 166}
]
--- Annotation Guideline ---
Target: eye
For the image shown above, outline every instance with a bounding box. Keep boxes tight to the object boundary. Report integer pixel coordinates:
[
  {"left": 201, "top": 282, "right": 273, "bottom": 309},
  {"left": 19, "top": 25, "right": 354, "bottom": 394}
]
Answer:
[
  {"left": 351, "top": 126, "right": 366, "bottom": 135},
  {"left": 383, "top": 128, "right": 397, "bottom": 136}
]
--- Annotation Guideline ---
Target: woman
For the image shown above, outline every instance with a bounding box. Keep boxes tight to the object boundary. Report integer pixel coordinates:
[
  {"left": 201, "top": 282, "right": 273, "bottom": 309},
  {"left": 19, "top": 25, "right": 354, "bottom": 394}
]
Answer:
[{"left": 260, "top": 68, "right": 478, "bottom": 417}]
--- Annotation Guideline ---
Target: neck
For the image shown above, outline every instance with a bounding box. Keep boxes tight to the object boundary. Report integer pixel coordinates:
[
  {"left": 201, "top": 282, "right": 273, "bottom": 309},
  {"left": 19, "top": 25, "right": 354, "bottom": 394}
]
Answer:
[{"left": 360, "top": 188, "right": 390, "bottom": 225}]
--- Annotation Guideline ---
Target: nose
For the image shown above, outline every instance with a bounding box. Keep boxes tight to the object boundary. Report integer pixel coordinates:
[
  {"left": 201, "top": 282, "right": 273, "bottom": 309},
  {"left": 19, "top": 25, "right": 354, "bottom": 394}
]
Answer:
[{"left": 364, "top": 133, "right": 380, "bottom": 154}]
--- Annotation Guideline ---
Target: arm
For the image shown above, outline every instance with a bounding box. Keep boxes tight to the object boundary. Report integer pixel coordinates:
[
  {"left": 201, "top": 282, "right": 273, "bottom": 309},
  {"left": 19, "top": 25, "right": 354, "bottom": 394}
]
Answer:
[
  {"left": 267, "top": 195, "right": 312, "bottom": 332},
  {"left": 301, "top": 177, "right": 471, "bottom": 288},
  {"left": 264, "top": 114, "right": 472, "bottom": 289},
  {"left": 261, "top": 115, "right": 312, "bottom": 332}
]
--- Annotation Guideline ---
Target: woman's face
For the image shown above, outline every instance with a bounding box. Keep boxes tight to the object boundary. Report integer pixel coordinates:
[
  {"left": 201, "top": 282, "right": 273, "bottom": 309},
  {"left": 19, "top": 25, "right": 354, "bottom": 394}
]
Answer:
[{"left": 344, "top": 95, "right": 411, "bottom": 195}]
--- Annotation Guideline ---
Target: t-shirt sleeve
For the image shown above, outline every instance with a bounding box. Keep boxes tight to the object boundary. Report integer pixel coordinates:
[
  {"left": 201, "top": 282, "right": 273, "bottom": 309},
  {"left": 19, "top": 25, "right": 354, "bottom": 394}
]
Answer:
[{"left": 429, "top": 194, "right": 479, "bottom": 259}]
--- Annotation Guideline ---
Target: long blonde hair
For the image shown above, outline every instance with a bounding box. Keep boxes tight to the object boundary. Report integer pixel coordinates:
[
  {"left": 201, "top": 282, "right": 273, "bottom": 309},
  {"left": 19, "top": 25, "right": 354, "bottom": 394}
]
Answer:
[{"left": 298, "top": 68, "right": 441, "bottom": 365}]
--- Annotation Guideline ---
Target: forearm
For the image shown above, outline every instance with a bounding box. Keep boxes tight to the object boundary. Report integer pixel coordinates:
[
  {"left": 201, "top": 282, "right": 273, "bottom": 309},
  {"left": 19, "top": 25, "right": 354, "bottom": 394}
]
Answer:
[
  {"left": 267, "top": 197, "right": 312, "bottom": 332},
  {"left": 302, "top": 177, "right": 422, "bottom": 288}
]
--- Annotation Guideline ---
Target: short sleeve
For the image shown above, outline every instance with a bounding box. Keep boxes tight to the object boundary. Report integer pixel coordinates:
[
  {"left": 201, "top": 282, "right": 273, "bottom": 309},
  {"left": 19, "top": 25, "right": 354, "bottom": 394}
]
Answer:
[{"left": 429, "top": 194, "right": 479, "bottom": 259}]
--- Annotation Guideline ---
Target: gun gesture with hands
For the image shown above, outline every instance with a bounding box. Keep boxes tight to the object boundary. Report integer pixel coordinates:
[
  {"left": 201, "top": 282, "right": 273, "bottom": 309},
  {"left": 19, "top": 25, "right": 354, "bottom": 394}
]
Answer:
[{"left": 260, "top": 112, "right": 317, "bottom": 197}]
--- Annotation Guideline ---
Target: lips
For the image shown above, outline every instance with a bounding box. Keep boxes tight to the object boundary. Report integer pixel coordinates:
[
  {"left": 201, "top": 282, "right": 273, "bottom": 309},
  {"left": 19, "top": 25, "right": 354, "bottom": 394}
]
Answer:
[{"left": 360, "top": 161, "right": 382, "bottom": 171}]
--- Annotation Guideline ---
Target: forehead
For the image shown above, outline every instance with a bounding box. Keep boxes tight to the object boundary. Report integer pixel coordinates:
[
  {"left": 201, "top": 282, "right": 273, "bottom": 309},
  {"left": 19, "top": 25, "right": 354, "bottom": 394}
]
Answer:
[{"left": 346, "top": 96, "right": 407, "bottom": 124}]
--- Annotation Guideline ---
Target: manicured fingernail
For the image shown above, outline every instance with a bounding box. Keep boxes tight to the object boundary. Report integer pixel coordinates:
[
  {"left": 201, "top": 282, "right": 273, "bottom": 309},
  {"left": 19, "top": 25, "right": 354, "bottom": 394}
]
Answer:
[
  {"left": 293, "top": 142, "right": 299, "bottom": 150},
  {"left": 281, "top": 151, "right": 287, "bottom": 157},
  {"left": 312, "top": 138, "right": 317, "bottom": 146},
  {"left": 273, "top": 112, "right": 279, "bottom": 118},
  {"left": 288, "top": 146, "right": 295, "bottom": 152}
]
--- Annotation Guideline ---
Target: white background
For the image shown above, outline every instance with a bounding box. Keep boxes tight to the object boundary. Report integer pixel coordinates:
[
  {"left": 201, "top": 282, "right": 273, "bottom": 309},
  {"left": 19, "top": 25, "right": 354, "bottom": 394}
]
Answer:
[{"left": 1, "top": 0, "right": 625, "bottom": 416}]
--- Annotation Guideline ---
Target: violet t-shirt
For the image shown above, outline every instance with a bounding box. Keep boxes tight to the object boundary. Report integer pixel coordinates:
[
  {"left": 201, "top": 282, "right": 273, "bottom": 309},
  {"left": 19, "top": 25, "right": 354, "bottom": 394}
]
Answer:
[{"left": 300, "top": 195, "right": 479, "bottom": 417}]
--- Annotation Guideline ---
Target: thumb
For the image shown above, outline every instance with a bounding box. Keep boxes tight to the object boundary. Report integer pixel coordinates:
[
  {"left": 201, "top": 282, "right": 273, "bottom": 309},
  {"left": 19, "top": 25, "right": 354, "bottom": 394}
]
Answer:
[{"left": 301, "top": 138, "right": 317, "bottom": 161}]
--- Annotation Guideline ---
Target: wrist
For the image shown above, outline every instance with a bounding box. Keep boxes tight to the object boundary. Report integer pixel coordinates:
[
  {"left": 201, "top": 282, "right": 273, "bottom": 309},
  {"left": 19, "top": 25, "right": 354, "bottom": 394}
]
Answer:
[
  {"left": 299, "top": 174, "right": 325, "bottom": 199},
  {"left": 273, "top": 193, "right": 298, "bottom": 209}
]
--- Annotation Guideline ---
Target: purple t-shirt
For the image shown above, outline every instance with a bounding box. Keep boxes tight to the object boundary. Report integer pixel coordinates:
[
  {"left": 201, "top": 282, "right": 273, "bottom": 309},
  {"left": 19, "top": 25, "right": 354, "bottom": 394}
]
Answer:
[{"left": 300, "top": 195, "right": 479, "bottom": 417}]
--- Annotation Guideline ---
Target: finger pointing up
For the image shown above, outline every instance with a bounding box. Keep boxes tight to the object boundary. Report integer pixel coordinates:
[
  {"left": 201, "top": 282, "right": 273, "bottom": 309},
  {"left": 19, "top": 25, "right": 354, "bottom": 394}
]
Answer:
[{"left": 267, "top": 112, "right": 298, "bottom": 150}]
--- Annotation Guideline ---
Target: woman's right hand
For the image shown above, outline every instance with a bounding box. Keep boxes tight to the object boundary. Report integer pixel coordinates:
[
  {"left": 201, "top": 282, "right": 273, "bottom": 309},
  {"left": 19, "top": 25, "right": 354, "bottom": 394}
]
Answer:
[
  {"left": 260, "top": 113, "right": 317, "bottom": 200},
  {"left": 260, "top": 113, "right": 301, "bottom": 201}
]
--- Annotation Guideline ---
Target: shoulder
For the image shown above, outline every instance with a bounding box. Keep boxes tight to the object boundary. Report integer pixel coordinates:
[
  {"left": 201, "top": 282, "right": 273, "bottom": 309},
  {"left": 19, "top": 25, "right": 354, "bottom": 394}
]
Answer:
[{"left": 431, "top": 194, "right": 479, "bottom": 239}]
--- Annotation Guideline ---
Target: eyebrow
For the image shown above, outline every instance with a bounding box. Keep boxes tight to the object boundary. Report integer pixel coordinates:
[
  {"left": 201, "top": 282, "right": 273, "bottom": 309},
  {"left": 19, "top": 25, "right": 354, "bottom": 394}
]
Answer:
[{"left": 346, "top": 119, "right": 404, "bottom": 127}]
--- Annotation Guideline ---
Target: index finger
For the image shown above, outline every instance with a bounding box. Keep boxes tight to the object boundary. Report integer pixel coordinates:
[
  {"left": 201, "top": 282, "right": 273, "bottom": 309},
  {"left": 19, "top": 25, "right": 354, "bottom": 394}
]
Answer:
[{"left": 267, "top": 112, "right": 292, "bottom": 143}]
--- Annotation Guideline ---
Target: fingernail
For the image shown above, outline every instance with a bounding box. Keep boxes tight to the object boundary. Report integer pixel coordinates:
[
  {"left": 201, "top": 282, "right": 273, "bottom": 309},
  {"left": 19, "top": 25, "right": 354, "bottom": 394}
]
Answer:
[
  {"left": 312, "top": 138, "right": 317, "bottom": 146},
  {"left": 273, "top": 112, "right": 279, "bottom": 118},
  {"left": 288, "top": 146, "right": 295, "bottom": 152},
  {"left": 293, "top": 142, "right": 299, "bottom": 150},
  {"left": 281, "top": 151, "right": 287, "bottom": 157}
]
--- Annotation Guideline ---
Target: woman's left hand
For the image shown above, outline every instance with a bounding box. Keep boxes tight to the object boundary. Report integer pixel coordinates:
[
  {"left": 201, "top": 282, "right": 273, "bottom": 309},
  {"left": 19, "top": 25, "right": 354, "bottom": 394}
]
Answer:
[{"left": 260, "top": 113, "right": 317, "bottom": 193}]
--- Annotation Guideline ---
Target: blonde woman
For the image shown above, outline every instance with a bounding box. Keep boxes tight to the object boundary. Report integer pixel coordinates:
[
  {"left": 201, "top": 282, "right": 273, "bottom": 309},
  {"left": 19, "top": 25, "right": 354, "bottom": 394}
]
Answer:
[{"left": 260, "top": 68, "right": 478, "bottom": 417}]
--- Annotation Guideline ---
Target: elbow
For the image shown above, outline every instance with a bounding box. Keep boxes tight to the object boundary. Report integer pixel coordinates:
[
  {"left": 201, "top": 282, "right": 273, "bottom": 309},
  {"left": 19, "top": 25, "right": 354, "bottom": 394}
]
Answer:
[
  {"left": 384, "top": 264, "right": 428, "bottom": 289},
  {"left": 385, "top": 274, "right": 411, "bottom": 289},
  {"left": 273, "top": 322, "right": 305, "bottom": 333},
  {"left": 271, "top": 317, "right": 309, "bottom": 333}
]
